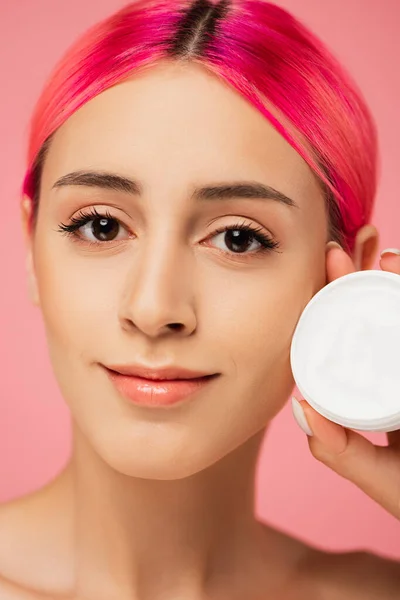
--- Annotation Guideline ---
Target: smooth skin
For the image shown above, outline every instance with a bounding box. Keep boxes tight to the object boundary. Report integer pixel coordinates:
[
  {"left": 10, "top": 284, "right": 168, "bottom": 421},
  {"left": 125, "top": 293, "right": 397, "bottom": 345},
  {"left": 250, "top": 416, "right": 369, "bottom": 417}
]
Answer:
[{"left": 0, "top": 60, "right": 399, "bottom": 599}]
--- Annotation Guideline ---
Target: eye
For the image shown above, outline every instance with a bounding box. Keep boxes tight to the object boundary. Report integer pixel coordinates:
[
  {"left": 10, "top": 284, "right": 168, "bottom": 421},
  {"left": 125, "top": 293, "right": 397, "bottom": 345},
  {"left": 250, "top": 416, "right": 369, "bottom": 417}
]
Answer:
[
  {"left": 57, "top": 208, "right": 131, "bottom": 243},
  {"left": 80, "top": 216, "right": 124, "bottom": 242},
  {"left": 206, "top": 221, "right": 280, "bottom": 255}
]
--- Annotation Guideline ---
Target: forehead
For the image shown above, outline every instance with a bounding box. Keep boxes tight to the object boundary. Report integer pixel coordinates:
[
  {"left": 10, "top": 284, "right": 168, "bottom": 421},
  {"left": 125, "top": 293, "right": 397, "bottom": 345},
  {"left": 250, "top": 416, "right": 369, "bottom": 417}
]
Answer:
[{"left": 42, "top": 61, "right": 323, "bottom": 208}]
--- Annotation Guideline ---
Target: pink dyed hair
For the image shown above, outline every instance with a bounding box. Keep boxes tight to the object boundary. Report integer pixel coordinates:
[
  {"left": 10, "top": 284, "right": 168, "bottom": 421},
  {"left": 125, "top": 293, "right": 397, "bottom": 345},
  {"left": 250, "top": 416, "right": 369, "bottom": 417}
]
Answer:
[{"left": 22, "top": 0, "right": 378, "bottom": 253}]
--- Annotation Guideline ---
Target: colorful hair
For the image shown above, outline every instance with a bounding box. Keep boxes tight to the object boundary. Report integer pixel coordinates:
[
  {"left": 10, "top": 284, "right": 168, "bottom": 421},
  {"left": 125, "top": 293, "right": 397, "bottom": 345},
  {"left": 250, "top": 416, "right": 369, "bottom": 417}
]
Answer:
[{"left": 22, "top": 0, "right": 379, "bottom": 253}]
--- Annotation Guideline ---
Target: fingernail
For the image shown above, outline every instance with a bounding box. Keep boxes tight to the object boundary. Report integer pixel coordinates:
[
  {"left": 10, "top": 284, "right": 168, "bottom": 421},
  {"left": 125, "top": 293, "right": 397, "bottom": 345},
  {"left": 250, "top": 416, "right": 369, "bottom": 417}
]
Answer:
[
  {"left": 380, "top": 248, "right": 400, "bottom": 257},
  {"left": 326, "top": 241, "right": 342, "bottom": 252},
  {"left": 291, "top": 397, "right": 313, "bottom": 436}
]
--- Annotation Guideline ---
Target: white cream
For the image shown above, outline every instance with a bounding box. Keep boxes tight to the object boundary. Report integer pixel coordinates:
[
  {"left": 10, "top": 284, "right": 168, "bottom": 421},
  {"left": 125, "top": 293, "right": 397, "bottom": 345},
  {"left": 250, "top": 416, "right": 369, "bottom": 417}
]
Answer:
[{"left": 290, "top": 270, "right": 400, "bottom": 432}]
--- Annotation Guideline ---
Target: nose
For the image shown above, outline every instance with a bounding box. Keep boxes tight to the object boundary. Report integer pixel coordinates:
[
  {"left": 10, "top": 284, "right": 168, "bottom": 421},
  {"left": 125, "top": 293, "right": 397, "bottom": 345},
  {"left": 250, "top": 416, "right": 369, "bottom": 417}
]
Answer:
[{"left": 118, "top": 235, "right": 197, "bottom": 338}]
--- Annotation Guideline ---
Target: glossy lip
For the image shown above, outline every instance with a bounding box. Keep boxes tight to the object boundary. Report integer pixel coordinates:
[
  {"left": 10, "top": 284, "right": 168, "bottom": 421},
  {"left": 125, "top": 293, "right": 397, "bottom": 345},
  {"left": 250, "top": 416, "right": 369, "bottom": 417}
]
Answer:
[
  {"left": 104, "top": 363, "right": 216, "bottom": 381},
  {"left": 102, "top": 364, "right": 220, "bottom": 408}
]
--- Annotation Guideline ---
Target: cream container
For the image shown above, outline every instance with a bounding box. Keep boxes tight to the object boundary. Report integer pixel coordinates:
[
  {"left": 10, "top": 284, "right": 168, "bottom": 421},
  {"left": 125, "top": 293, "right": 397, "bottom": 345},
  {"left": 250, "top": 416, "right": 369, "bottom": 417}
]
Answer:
[{"left": 290, "top": 270, "right": 400, "bottom": 432}]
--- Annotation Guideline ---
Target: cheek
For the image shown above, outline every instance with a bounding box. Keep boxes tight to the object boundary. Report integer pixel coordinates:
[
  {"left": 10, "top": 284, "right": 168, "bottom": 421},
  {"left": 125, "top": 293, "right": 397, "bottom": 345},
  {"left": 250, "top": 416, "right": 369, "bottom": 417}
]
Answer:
[
  {"left": 35, "top": 247, "right": 120, "bottom": 352},
  {"left": 211, "top": 264, "right": 313, "bottom": 369},
  {"left": 208, "top": 260, "right": 318, "bottom": 423}
]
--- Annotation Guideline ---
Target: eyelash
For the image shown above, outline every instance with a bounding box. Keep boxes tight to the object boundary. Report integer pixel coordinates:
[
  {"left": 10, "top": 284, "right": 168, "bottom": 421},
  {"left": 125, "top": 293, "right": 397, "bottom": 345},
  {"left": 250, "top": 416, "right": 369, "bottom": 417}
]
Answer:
[{"left": 57, "top": 208, "right": 281, "bottom": 256}]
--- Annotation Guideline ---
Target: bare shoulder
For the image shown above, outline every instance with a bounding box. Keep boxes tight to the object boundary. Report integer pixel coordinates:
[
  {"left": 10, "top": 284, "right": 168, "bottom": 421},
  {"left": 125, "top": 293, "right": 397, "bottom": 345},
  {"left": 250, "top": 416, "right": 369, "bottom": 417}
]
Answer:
[
  {"left": 0, "top": 471, "right": 74, "bottom": 599},
  {"left": 258, "top": 524, "right": 400, "bottom": 600},
  {"left": 0, "top": 496, "right": 47, "bottom": 599},
  {"left": 301, "top": 546, "right": 400, "bottom": 600}
]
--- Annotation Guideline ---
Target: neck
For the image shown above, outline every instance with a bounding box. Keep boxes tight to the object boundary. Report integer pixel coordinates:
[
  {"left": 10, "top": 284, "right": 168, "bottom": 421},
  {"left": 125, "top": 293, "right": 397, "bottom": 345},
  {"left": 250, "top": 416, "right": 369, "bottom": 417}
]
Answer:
[{"left": 69, "top": 424, "right": 267, "bottom": 600}]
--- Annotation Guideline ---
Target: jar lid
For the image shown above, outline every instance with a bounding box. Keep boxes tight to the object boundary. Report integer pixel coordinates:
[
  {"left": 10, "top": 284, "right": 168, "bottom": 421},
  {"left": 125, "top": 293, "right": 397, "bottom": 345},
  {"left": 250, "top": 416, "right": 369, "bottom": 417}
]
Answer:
[{"left": 290, "top": 270, "right": 400, "bottom": 432}]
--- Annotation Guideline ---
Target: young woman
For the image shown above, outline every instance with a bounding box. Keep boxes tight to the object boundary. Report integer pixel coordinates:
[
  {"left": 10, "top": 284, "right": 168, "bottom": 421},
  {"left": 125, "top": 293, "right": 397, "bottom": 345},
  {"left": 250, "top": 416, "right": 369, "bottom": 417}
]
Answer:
[{"left": 1, "top": 0, "right": 399, "bottom": 598}]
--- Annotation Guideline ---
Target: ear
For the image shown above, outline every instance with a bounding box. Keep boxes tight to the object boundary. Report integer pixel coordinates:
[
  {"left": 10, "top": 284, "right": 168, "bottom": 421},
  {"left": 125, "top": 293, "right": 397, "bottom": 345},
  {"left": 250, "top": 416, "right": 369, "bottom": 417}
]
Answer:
[
  {"left": 20, "top": 197, "right": 40, "bottom": 306},
  {"left": 352, "top": 223, "right": 379, "bottom": 271}
]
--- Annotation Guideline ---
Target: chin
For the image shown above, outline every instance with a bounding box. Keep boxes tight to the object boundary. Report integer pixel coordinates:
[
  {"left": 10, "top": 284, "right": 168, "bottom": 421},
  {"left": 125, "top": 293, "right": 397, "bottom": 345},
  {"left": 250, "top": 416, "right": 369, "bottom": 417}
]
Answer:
[
  {"left": 84, "top": 424, "right": 224, "bottom": 481},
  {"left": 100, "top": 446, "right": 219, "bottom": 481}
]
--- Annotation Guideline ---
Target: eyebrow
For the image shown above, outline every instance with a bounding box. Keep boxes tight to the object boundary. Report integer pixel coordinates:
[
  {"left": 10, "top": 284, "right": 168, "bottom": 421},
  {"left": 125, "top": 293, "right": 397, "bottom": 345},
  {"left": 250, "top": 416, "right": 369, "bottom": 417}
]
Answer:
[{"left": 52, "top": 170, "right": 299, "bottom": 209}]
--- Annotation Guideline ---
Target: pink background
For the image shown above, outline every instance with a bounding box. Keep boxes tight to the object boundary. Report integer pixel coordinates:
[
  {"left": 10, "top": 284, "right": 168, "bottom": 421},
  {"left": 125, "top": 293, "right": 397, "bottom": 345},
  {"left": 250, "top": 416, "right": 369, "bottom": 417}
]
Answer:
[{"left": 1, "top": 0, "right": 399, "bottom": 557}]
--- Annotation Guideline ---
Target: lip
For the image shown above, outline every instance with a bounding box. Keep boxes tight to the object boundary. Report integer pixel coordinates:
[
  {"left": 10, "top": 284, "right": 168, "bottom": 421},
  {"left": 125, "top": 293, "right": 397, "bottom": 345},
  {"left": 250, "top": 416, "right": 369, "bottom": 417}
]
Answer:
[
  {"left": 102, "top": 364, "right": 220, "bottom": 407},
  {"left": 104, "top": 363, "right": 216, "bottom": 381}
]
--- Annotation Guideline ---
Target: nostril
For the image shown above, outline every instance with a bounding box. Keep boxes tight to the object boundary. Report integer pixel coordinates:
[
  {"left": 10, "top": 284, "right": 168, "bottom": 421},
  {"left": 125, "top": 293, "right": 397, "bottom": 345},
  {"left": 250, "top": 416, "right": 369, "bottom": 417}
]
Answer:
[{"left": 168, "top": 323, "right": 184, "bottom": 331}]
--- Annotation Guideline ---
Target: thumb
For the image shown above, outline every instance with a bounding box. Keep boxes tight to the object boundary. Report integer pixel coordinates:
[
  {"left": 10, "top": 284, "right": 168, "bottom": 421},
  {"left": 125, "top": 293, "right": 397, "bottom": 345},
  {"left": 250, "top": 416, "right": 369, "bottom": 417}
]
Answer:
[{"left": 291, "top": 397, "right": 400, "bottom": 517}]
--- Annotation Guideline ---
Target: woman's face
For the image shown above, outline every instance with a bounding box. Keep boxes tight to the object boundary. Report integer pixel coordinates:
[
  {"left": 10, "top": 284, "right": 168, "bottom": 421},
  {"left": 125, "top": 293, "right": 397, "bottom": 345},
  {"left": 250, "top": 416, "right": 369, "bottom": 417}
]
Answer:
[{"left": 24, "top": 61, "right": 329, "bottom": 479}]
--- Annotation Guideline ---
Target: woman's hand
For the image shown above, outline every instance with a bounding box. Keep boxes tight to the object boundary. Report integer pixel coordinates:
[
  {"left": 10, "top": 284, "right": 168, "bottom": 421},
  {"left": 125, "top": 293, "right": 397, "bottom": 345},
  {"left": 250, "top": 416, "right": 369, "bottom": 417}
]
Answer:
[{"left": 291, "top": 244, "right": 400, "bottom": 520}]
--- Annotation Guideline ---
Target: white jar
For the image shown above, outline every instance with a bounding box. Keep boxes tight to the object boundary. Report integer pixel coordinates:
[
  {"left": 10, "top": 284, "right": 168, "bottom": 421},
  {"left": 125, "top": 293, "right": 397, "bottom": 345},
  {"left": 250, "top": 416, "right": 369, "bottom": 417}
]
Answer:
[{"left": 290, "top": 270, "right": 400, "bottom": 432}]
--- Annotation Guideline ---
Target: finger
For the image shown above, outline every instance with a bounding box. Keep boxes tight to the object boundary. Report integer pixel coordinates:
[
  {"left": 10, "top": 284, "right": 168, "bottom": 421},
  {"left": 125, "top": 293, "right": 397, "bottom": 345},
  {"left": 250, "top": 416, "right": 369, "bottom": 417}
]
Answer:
[
  {"left": 292, "top": 397, "right": 400, "bottom": 519},
  {"left": 379, "top": 249, "right": 400, "bottom": 446},
  {"left": 326, "top": 243, "right": 356, "bottom": 284},
  {"left": 379, "top": 249, "right": 400, "bottom": 274}
]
